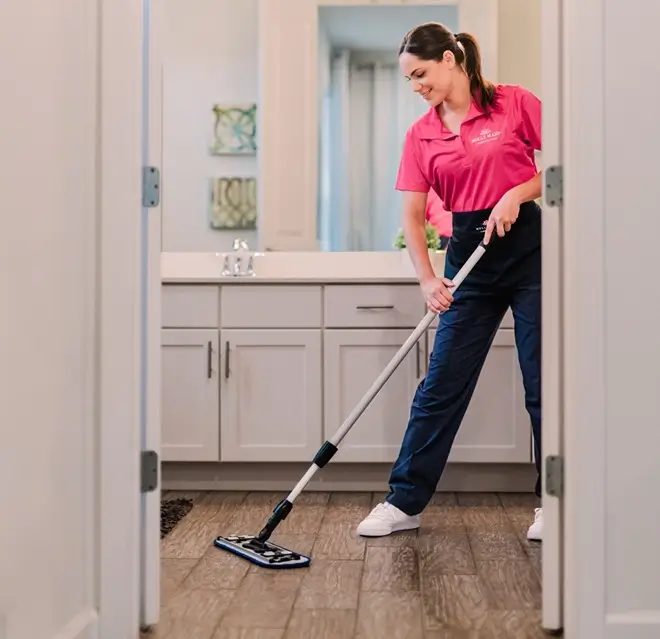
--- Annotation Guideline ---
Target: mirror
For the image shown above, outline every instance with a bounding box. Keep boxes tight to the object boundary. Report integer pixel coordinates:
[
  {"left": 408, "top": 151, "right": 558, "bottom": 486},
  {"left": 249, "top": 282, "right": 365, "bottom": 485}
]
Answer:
[
  {"left": 316, "top": 5, "right": 459, "bottom": 252},
  {"left": 157, "top": 0, "right": 538, "bottom": 254}
]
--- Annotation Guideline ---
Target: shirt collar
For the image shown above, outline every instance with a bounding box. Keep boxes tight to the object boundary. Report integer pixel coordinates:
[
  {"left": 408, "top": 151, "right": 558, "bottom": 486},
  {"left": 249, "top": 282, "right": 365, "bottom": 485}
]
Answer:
[{"left": 417, "top": 98, "right": 486, "bottom": 140}]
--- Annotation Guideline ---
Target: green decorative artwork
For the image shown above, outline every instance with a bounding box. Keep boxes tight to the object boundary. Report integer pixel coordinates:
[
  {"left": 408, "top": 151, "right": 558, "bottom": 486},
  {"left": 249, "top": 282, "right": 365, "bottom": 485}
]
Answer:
[
  {"left": 210, "top": 177, "right": 257, "bottom": 230},
  {"left": 210, "top": 103, "right": 257, "bottom": 155}
]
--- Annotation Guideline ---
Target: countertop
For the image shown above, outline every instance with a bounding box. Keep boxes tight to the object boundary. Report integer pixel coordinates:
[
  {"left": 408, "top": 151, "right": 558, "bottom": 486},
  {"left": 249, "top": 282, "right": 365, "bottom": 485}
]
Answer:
[{"left": 161, "top": 250, "right": 446, "bottom": 284}]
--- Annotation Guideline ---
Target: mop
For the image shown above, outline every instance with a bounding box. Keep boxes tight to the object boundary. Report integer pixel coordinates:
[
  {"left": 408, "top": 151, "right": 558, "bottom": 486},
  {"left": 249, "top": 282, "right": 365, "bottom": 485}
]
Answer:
[{"left": 213, "top": 240, "right": 489, "bottom": 569}]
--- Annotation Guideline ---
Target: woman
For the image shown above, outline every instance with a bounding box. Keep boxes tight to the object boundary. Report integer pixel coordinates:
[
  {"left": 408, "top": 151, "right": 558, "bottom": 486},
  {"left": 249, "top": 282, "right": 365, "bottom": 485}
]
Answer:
[{"left": 357, "top": 23, "right": 544, "bottom": 541}]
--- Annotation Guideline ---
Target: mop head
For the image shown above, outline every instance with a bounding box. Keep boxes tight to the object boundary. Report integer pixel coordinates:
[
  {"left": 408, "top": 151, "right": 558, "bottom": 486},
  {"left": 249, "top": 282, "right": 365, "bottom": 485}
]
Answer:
[{"left": 213, "top": 535, "right": 311, "bottom": 569}]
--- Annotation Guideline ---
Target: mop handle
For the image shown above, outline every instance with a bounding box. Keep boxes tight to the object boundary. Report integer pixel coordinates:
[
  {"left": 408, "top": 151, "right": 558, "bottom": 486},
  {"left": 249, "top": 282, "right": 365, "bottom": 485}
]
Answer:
[
  {"left": 280, "top": 242, "right": 489, "bottom": 508},
  {"left": 328, "top": 241, "right": 488, "bottom": 448}
]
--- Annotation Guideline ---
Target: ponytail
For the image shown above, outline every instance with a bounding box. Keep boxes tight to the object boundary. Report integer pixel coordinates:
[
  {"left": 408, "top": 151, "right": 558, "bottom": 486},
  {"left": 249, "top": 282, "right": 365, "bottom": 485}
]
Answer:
[{"left": 454, "top": 32, "right": 497, "bottom": 112}]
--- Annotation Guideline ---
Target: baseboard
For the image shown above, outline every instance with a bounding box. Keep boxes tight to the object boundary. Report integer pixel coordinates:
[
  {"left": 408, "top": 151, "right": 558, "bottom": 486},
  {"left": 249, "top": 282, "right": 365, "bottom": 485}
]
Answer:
[{"left": 161, "top": 462, "right": 538, "bottom": 493}]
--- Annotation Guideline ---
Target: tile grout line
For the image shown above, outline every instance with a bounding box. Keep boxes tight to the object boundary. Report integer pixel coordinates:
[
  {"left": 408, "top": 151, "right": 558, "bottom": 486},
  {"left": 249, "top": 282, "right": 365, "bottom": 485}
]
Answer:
[
  {"left": 350, "top": 491, "right": 378, "bottom": 639},
  {"left": 186, "top": 491, "right": 253, "bottom": 637},
  {"left": 281, "top": 494, "right": 331, "bottom": 638},
  {"left": 496, "top": 493, "right": 543, "bottom": 586},
  {"left": 417, "top": 517, "right": 429, "bottom": 639}
]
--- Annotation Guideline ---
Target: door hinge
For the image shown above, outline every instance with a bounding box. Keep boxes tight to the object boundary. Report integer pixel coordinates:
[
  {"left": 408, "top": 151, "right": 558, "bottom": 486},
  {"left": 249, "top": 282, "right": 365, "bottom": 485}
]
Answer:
[
  {"left": 142, "top": 166, "right": 160, "bottom": 207},
  {"left": 544, "top": 165, "right": 563, "bottom": 207},
  {"left": 545, "top": 455, "right": 564, "bottom": 498},
  {"left": 141, "top": 450, "right": 159, "bottom": 493}
]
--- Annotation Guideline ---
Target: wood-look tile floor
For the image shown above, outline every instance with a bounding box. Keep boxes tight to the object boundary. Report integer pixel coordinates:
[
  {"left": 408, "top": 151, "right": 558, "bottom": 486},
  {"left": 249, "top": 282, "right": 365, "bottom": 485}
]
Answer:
[{"left": 143, "top": 491, "right": 550, "bottom": 639}]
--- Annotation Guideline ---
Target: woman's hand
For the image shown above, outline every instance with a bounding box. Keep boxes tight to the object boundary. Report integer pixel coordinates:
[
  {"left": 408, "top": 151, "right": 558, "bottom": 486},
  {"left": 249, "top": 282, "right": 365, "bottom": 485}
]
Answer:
[
  {"left": 483, "top": 191, "right": 521, "bottom": 245},
  {"left": 420, "top": 276, "right": 455, "bottom": 314}
]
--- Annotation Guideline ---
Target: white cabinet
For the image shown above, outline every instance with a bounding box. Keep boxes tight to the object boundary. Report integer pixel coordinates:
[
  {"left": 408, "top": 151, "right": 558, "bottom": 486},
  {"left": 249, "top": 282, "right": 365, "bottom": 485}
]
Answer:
[
  {"left": 323, "top": 329, "right": 426, "bottom": 462},
  {"left": 161, "top": 329, "right": 220, "bottom": 461},
  {"left": 159, "top": 282, "right": 533, "bottom": 469},
  {"left": 220, "top": 329, "right": 323, "bottom": 462},
  {"left": 426, "top": 328, "right": 532, "bottom": 463}
]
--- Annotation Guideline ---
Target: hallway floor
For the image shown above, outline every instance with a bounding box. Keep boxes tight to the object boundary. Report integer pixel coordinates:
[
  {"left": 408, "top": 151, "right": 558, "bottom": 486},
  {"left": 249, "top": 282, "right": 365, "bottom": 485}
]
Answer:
[{"left": 143, "top": 491, "right": 545, "bottom": 639}]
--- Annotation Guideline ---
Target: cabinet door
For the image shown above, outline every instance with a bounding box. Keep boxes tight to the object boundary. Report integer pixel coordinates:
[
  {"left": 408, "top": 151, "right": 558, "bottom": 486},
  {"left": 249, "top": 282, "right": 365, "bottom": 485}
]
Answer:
[
  {"left": 161, "top": 329, "right": 220, "bottom": 461},
  {"left": 427, "top": 328, "right": 532, "bottom": 463},
  {"left": 220, "top": 329, "right": 322, "bottom": 461},
  {"left": 324, "top": 329, "right": 425, "bottom": 462}
]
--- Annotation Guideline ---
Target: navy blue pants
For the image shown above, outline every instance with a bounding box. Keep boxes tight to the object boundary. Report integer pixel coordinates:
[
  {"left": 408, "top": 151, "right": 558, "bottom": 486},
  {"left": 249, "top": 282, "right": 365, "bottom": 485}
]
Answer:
[{"left": 386, "top": 202, "right": 543, "bottom": 516}]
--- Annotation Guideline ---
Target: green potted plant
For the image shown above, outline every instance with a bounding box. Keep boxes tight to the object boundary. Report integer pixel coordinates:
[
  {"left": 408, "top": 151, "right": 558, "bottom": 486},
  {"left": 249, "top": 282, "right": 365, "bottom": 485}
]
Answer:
[{"left": 393, "top": 222, "right": 442, "bottom": 251}]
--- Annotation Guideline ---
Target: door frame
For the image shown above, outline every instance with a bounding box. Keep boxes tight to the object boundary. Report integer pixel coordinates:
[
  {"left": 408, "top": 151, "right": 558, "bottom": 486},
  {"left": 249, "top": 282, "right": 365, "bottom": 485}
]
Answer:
[
  {"left": 540, "top": 0, "right": 564, "bottom": 632},
  {"left": 141, "top": 0, "right": 164, "bottom": 627},
  {"left": 98, "top": 0, "right": 146, "bottom": 636},
  {"left": 562, "top": 0, "right": 606, "bottom": 635}
]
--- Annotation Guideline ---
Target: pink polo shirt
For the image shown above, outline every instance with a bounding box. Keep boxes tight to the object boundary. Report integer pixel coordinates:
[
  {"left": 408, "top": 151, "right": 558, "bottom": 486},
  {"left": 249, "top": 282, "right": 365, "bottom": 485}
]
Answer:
[{"left": 396, "top": 84, "right": 542, "bottom": 212}]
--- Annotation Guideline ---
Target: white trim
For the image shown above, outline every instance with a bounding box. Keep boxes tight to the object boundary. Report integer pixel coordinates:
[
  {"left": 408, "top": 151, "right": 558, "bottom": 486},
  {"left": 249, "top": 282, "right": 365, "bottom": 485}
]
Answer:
[
  {"left": 141, "top": 0, "right": 163, "bottom": 627},
  {"left": 98, "top": 0, "right": 144, "bottom": 637},
  {"left": 540, "top": 0, "right": 563, "bottom": 631},
  {"left": 562, "top": 0, "right": 606, "bottom": 635},
  {"left": 257, "top": 0, "right": 499, "bottom": 252}
]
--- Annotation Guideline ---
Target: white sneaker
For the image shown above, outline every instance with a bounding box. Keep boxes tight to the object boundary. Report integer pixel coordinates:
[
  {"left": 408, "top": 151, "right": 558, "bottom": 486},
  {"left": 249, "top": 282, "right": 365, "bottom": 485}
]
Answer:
[
  {"left": 527, "top": 507, "right": 543, "bottom": 541},
  {"left": 356, "top": 502, "right": 421, "bottom": 537}
]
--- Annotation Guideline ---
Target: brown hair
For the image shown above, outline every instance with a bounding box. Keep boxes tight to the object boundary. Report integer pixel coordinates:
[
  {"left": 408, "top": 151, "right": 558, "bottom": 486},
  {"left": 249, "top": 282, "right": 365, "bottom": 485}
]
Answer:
[{"left": 399, "top": 22, "right": 497, "bottom": 113}]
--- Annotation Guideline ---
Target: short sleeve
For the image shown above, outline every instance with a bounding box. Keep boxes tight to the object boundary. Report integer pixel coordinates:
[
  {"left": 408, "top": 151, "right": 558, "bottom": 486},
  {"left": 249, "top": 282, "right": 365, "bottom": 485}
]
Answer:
[
  {"left": 395, "top": 128, "right": 430, "bottom": 192},
  {"left": 516, "top": 87, "right": 542, "bottom": 151}
]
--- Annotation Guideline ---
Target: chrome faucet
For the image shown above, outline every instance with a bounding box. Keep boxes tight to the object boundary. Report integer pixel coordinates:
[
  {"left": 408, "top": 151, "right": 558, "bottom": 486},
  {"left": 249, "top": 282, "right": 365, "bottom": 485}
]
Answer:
[
  {"left": 222, "top": 238, "right": 254, "bottom": 276},
  {"left": 232, "top": 238, "right": 249, "bottom": 252}
]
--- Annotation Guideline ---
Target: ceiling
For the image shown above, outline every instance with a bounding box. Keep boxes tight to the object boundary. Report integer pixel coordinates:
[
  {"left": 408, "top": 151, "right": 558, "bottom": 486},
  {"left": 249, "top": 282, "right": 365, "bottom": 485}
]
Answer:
[{"left": 319, "top": 4, "right": 459, "bottom": 52}]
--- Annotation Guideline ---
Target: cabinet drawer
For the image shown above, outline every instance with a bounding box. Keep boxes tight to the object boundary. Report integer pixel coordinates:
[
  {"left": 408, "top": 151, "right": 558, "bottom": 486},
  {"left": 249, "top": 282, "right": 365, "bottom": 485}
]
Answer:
[
  {"left": 220, "top": 285, "right": 323, "bottom": 328},
  {"left": 162, "top": 285, "right": 219, "bottom": 328},
  {"left": 324, "top": 285, "right": 424, "bottom": 328}
]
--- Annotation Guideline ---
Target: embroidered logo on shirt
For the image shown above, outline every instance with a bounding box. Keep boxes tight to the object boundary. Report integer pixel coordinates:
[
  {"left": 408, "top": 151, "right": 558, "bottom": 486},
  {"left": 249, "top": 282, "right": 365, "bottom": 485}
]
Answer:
[{"left": 471, "top": 127, "right": 502, "bottom": 145}]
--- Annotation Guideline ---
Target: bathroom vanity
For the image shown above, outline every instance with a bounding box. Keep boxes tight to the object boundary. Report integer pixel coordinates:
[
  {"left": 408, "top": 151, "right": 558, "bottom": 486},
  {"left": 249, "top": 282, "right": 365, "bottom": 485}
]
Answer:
[{"left": 160, "top": 250, "right": 537, "bottom": 493}]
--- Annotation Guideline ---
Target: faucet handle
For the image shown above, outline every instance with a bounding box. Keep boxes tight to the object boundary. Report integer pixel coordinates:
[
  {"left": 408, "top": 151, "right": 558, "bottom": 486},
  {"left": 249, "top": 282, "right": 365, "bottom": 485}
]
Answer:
[
  {"left": 221, "top": 254, "right": 231, "bottom": 276},
  {"left": 246, "top": 254, "right": 255, "bottom": 276}
]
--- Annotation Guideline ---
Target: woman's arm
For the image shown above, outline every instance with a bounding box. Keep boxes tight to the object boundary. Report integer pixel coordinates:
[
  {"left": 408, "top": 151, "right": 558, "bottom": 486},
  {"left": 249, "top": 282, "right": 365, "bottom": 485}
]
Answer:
[
  {"left": 401, "top": 191, "right": 435, "bottom": 283},
  {"left": 484, "top": 171, "right": 543, "bottom": 244},
  {"left": 507, "top": 170, "right": 542, "bottom": 206},
  {"left": 402, "top": 190, "right": 456, "bottom": 312}
]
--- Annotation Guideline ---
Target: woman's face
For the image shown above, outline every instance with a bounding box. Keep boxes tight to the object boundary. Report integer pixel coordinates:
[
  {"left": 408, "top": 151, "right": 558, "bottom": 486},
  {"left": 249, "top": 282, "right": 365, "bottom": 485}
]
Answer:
[{"left": 399, "top": 51, "right": 456, "bottom": 108}]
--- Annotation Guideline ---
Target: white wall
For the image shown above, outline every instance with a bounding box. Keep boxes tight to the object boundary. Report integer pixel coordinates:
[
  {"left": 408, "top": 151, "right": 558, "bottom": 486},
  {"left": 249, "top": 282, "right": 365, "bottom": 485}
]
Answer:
[
  {"left": 162, "top": 0, "right": 259, "bottom": 252},
  {"left": 498, "top": 0, "right": 541, "bottom": 95},
  {"left": 160, "top": 0, "right": 541, "bottom": 253}
]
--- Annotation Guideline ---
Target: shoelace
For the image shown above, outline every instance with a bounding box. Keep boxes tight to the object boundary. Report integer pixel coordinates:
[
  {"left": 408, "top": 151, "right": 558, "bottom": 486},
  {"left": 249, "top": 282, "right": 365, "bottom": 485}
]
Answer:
[{"left": 371, "top": 503, "right": 398, "bottom": 520}]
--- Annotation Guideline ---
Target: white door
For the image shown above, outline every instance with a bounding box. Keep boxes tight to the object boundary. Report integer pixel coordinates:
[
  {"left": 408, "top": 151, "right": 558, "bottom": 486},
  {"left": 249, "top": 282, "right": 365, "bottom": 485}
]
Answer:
[
  {"left": 161, "top": 329, "right": 220, "bottom": 462},
  {"left": 1, "top": 1, "right": 144, "bottom": 638},
  {"left": 540, "top": 0, "right": 564, "bottom": 633},
  {"left": 141, "top": 0, "right": 163, "bottom": 626},
  {"left": 220, "top": 329, "right": 323, "bottom": 462},
  {"left": 563, "top": 0, "right": 660, "bottom": 636}
]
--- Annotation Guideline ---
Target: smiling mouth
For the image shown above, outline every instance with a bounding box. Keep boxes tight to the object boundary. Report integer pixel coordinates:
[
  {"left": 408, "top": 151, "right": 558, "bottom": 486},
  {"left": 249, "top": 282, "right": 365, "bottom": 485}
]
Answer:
[{"left": 421, "top": 90, "right": 432, "bottom": 99}]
